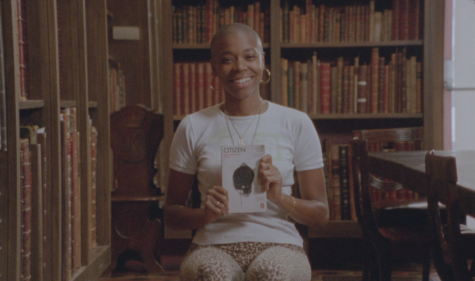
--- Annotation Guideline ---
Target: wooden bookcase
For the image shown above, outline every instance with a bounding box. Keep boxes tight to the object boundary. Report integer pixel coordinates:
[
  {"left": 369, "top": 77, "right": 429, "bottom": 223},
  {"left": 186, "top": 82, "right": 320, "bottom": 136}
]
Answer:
[
  {"left": 159, "top": 0, "right": 445, "bottom": 238},
  {"left": 1, "top": 0, "right": 112, "bottom": 280}
]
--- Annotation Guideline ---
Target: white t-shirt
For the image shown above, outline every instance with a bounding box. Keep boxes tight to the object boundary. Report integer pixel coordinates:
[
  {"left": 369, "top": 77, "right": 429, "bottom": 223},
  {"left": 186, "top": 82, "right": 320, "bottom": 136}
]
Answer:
[{"left": 169, "top": 102, "right": 324, "bottom": 246}]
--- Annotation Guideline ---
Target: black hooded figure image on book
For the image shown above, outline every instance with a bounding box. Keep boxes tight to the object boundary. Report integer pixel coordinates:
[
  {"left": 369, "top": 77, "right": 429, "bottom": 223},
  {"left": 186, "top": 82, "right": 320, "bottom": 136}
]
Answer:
[{"left": 234, "top": 162, "right": 255, "bottom": 195}]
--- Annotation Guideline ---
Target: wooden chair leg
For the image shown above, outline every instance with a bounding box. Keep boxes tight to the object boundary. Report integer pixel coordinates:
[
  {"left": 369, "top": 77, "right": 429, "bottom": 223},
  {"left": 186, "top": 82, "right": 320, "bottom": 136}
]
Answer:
[{"left": 422, "top": 257, "right": 431, "bottom": 281}]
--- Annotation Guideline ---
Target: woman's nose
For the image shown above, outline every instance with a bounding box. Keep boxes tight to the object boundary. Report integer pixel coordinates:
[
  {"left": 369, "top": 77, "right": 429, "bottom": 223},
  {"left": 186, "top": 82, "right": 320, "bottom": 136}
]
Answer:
[{"left": 234, "top": 58, "right": 246, "bottom": 71}]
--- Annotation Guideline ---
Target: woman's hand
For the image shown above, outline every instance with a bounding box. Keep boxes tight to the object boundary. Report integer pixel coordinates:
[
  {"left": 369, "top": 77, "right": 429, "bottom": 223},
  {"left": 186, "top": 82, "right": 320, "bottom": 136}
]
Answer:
[
  {"left": 203, "top": 186, "right": 230, "bottom": 223},
  {"left": 258, "top": 154, "right": 283, "bottom": 204}
]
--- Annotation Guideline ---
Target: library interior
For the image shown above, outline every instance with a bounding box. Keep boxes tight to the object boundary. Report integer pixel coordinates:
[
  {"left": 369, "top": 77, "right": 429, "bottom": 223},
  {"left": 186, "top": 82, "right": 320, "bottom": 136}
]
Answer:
[{"left": 2, "top": 0, "right": 475, "bottom": 280}]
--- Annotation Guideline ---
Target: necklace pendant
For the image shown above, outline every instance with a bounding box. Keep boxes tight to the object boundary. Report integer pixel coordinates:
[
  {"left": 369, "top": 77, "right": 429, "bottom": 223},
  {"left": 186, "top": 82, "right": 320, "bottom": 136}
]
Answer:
[{"left": 238, "top": 139, "right": 244, "bottom": 145}]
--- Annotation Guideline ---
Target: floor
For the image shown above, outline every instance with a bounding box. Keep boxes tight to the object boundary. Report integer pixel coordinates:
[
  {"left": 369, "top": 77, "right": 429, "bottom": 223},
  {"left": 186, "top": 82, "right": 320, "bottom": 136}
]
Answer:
[{"left": 99, "top": 262, "right": 443, "bottom": 281}]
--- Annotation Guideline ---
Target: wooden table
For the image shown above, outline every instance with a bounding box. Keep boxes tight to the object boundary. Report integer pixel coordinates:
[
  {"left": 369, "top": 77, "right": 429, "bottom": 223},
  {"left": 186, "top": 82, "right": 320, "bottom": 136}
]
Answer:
[{"left": 368, "top": 150, "right": 475, "bottom": 217}]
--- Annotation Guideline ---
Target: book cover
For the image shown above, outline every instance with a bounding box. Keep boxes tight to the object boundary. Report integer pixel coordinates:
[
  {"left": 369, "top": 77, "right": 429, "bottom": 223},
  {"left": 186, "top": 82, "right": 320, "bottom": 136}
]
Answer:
[{"left": 221, "top": 145, "right": 266, "bottom": 213}]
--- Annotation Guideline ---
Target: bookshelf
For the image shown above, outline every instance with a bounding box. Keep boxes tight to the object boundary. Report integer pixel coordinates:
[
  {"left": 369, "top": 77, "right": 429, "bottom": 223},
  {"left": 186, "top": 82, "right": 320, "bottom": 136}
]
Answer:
[
  {"left": 160, "top": 0, "right": 445, "bottom": 238},
  {"left": 1, "top": 0, "right": 112, "bottom": 280}
]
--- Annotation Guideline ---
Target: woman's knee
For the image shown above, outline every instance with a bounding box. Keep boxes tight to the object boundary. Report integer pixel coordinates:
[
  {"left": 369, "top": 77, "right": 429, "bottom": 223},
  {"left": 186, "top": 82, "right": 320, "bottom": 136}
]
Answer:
[
  {"left": 180, "top": 247, "right": 244, "bottom": 281},
  {"left": 246, "top": 246, "right": 311, "bottom": 281}
]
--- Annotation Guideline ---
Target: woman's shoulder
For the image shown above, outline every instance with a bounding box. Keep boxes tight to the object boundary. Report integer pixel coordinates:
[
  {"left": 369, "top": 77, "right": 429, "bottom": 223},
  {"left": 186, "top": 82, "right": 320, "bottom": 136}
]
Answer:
[
  {"left": 183, "top": 104, "right": 222, "bottom": 123},
  {"left": 267, "top": 102, "right": 310, "bottom": 121}
]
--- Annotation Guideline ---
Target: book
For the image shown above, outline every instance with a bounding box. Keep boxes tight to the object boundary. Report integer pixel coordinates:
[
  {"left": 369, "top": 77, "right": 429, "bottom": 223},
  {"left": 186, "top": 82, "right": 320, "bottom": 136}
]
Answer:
[
  {"left": 281, "top": 58, "right": 288, "bottom": 107},
  {"left": 319, "top": 62, "right": 331, "bottom": 114},
  {"left": 357, "top": 64, "right": 367, "bottom": 114},
  {"left": 0, "top": 3, "right": 5, "bottom": 151},
  {"left": 299, "top": 62, "right": 308, "bottom": 112},
  {"left": 36, "top": 130, "right": 48, "bottom": 273},
  {"left": 221, "top": 145, "right": 266, "bottom": 213},
  {"left": 18, "top": 0, "right": 29, "bottom": 101},
  {"left": 60, "top": 109, "right": 73, "bottom": 280},
  {"left": 29, "top": 143, "right": 43, "bottom": 279},
  {"left": 370, "top": 48, "right": 379, "bottom": 113},
  {"left": 20, "top": 138, "right": 32, "bottom": 281},
  {"left": 90, "top": 124, "right": 98, "bottom": 249},
  {"left": 339, "top": 144, "right": 351, "bottom": 220}
]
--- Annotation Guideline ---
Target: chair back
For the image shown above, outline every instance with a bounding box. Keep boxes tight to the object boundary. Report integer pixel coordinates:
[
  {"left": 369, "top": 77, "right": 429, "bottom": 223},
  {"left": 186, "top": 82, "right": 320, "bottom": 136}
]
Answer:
[
  {"left": 354, "top": 127, "right": 423, "bottom": 149},
  {"left": 110, "top": 104, "right": 164, "bottom": 197},
  {"left": 348, "top": 139, "right": 385, "bottom": 242},
  {"left": 425, "top": 151, "right": 469, "bottom": 281}
]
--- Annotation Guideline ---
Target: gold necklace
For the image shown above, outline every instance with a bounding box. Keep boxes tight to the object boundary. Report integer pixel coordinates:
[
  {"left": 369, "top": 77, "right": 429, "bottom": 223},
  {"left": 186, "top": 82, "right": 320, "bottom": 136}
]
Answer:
[{"left": 224, "top": 100, "right": 264, "bottom": 146}]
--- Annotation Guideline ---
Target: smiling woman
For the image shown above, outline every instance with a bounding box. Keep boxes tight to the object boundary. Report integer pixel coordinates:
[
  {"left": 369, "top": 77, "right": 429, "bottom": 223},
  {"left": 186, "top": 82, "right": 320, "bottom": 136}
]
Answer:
[{"left": 164, "top": 23, "right": 329, "bottom": 281}]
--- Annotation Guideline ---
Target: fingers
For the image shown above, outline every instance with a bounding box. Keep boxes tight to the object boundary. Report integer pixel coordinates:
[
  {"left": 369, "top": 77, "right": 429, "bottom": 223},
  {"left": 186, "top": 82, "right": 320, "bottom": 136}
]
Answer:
[{"left": 206, "top": 186, "right": 229, "bottom": 215}]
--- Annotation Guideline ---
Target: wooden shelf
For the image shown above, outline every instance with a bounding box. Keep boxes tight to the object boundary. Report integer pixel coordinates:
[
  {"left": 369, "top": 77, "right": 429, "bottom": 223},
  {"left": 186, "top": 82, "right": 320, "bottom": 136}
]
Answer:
[
  {"left": 173, "top": 113, "right": 423, "bottom": 121},
  {"left": 60, "top": 100, "right": 77, "bottom": 109},
  {"left": 19, "top": 100, "right": 45, "bottom": 110},
  {"left": 173, "top": 43, "right": 270, "bottom": 49},
  {"left": 1, "top": 0, "right": 112, "bottom": 280},
  {"left": 88, "top": 101, "right": 98, "bottom": 109},
  {"left": 281, "top": 40, "right": 424, "bottom": 49},
  {"left": 309, "top": 113, "right": 423, "bottom": 120}
]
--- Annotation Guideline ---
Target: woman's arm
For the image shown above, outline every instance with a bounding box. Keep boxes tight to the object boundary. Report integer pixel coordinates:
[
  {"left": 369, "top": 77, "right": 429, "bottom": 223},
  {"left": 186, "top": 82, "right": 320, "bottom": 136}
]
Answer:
[
  {"left": 282, "top": 168, "right": 329, "bottom": 227},
  {"left": 259, "top": 155, "right": 329, "bottom": 227},
  {"left": 164, "top": 169, "right": 230, "bottom": 230}
]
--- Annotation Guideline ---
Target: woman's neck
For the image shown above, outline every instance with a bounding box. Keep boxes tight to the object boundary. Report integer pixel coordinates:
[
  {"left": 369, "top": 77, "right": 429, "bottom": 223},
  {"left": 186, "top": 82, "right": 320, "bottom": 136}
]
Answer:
[{"left": 223, "top": 96, "right": 266, "bottom": 116}]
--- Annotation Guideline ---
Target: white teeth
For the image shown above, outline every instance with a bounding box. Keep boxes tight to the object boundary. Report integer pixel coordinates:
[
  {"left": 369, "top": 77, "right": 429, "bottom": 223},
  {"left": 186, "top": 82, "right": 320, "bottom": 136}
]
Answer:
[{"left": 234, "top": 77, "right": 251, "bottom": 84}]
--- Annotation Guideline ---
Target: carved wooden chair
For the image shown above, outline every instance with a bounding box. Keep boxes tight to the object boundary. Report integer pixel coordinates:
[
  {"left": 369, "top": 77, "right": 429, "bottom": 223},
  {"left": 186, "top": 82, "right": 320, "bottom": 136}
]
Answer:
[
  {"left": 353, "top": 127, "right": 429, "bottom": 229},
  {"left": 425, "top": 151, "right": 475, "bottom": 281},
  {"left": 348, "top": 139, "right": 431, "bottom": 281},
  {"left": 108, "top": 104, "right": 165, "bottom": 276}
]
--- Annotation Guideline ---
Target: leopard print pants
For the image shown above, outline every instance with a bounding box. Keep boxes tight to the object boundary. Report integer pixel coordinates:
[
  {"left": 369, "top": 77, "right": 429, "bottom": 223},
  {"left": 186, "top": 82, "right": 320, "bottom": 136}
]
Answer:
[{"left": 180, "top": 242, "right": 311, "bottom": 281}]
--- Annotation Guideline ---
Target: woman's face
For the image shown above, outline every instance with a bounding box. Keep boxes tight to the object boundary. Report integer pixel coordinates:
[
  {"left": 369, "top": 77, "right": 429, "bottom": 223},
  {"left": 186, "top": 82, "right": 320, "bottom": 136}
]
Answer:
[{"left": 211, "top": 31, "right": 265, "bottom": 101}]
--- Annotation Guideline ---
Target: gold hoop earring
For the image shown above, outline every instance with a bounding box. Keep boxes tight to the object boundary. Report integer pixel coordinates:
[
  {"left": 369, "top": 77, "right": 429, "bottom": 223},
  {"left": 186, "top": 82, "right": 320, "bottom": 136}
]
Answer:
[
  {"left": 209, "top": 75, "right": 217, "bottom": 91},
  {"left": 261, "top": 69, "right": 271, "bottom": 84}
]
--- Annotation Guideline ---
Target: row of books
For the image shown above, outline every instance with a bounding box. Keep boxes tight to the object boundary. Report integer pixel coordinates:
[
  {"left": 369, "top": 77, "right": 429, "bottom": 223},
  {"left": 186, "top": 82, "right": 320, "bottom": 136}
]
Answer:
[
  {"left": 322, "top": 137, "right": 421, "bottom": 221},
  {"left": 281, "top": 0, "right": 422, "bottom": 44},
  {"left": 282, "top": 48, "right": 422, "bottom": 115},
  {"left": 109, "top": 59, "right": 126, "bottom": 113},
  {"left": 172, "top": 0, "right": 270, "bottom": 45},
  {"left": 19, "top": 109, "right": 98, "bottom": 280},
  {"left": 172, "top": 62, "right": 270, "bottom": 117}
]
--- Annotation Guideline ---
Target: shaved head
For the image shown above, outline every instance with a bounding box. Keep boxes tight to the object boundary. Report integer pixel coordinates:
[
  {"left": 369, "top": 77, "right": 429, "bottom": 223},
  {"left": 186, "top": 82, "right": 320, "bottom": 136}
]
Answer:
[{"left": 210, "top": 23, "right": 263, "bottom": 60}]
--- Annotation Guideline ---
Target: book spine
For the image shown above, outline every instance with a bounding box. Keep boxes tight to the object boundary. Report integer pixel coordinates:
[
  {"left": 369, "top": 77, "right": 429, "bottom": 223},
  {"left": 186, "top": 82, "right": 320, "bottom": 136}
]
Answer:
[
  {"left": 330, "top": 144, "right": 341, "bottom": 220},
  {"left": 348, "top": 65, "right": 355, "bottom": 114},
  {"left": 339, "top": 144, "right": 351, "bottom": 220},
  {"left": 18, "top": 0, "right": 29, "bottom": 101},
  {"left": 287, "top": 66, "right": 294, "bottom": 108},
  {"left": 336, "top": 57, "right": 344, "bottom": 113},
  {"left": 299, "top": 62, "right": 308, "bottom": 112},
  {"left": 20, "top": 138, "right": 32, "bottom": 281},
  {"left": 320, "top": 62, "right": 331, "bottom": 114},
  {"left": 370, "top": 48, "right": 379, "bottom": 113},
  {"left": 281, "top": 58, "right": 288, "bottom": 107},
  {"left": 342, "top": 65, "right": 349, "bottom": 114},
  {"left": 378, "top": 57, "right": 385, "bottom": 113},
  {"left": 293, "top": 61, "right": 300, "bottom": 109},
  {"left": 330, "top": 66, "right": 338, "bottom": 114},
  {"left": 357, "top": 64, "right": 367, "bottom": 114},
  {"left": 173, "top": 63, "right": 181, "bottom": 116}
]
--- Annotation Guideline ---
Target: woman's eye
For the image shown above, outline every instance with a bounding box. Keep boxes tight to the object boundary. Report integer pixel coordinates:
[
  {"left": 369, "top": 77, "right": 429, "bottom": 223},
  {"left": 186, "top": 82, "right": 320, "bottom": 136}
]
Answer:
[
  {"left": 222, "top": 58, "right": 233, "bottom": 63},
  {"left": 246, "top": 55, "right": 256, "bottom": 60}
]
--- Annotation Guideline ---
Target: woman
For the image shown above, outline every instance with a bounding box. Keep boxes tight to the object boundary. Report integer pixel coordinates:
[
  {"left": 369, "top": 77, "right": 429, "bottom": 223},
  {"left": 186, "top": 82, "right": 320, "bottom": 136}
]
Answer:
[{"left": 164, "top": 23, "right": 329, "bottom": 281}]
